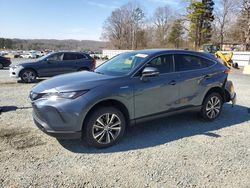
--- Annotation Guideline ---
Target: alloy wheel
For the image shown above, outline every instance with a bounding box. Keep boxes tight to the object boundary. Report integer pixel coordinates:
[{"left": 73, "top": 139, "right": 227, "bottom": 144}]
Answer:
[
  {"left": 22, "top": 71, "right": 36, "bottom": 82},
  {"left": 206, "top": 96, "right": 221, "bottom": 119},
  {"left": 92, "top": 113, "right": 122, "bottom": 144}
]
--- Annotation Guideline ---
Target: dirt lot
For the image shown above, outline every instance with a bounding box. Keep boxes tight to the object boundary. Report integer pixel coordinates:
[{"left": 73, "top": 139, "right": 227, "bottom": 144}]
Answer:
[{"left": 0, "top": 60, "right": 250, "bottom": 187}]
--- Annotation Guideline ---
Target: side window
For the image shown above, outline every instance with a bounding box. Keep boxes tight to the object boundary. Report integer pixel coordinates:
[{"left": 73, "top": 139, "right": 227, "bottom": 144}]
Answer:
[
  {"left": 202, "top": 58, "right": 216, "bottom": 67},
  {"left": 147, "top": 55, "right": 174, "bottom": 74},
  {"left": 63, "top": 53, "right": 77, "bottom": 61},
  {"left": 47, "top": 53, "right": 63, "bottom": 61},
  {"left": 174, "top": 54, "right": 215, "bottom": 71},
  {"left": 76, "top": 54, "right": 87, "bottom": 60}
]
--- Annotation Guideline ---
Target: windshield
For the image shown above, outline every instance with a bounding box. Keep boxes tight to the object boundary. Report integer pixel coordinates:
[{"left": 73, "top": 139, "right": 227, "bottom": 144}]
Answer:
[
  {"left": 95, "top": 52, "right": 148, "bottom": 76},
  {"left": 36, "top": 52, "right": 54, "bottom": 61}
]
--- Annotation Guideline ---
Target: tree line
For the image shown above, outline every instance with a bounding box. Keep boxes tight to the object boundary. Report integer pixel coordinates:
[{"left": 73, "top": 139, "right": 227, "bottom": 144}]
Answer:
[
  {"left": 0, "top": 38, "right": 107, "bottom": 52},
  {"left": 102, "top": 0, "right": 250, "bottom": 51}
]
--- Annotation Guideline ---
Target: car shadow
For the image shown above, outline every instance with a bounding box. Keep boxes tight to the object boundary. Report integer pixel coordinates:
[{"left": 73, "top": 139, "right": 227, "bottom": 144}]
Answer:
[{"left": 58, "top": 104, "right": 250, "bottom": 153}]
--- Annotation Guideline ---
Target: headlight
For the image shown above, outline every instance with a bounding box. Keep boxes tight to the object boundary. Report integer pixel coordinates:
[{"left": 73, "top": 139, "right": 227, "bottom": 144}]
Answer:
[{"left": 43, "top": 90, "right": 88, "bottom": 100}]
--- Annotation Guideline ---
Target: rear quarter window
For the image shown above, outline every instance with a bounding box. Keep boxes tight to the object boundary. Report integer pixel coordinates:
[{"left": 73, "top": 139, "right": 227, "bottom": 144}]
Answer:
[
  {"left": 76, "top": 54, "right": 88, "bottom": 60},
  {"left": 174, "top": 54, "right": 215, "bottom": 72}
]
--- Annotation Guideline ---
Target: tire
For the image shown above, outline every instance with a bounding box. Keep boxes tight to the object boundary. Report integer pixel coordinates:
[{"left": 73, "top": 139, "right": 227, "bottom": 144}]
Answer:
[
  {"left": 20, "top": 69, "right": 37, "bottom": 83},
  {"left": 0, "top": 63, "right": 3, "bottom": 69},
  {"left": 83, "top": 107, "right": 126, "bottom": 148},
  {"left": 200, "top": 92, "right": 223, "bottom": 121}
]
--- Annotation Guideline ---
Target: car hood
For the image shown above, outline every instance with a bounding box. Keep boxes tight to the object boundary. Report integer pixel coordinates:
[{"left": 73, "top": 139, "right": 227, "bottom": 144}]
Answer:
[{"left": 32, "top": 71, "right": 114, "bottom": 93}]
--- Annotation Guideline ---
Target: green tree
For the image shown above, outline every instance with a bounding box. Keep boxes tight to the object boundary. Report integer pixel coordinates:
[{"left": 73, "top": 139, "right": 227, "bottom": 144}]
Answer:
[
  {"left": 202, "top": 0, "right": 215, "bottom": 43},
  {"left": 0, "top": 38, "right": 13, "bottom": 49},
  {"left": 188, "top": 2, "right": 206, "bottom": 49},
  {"left": 187, "top": 0, "right": 214, "bottom": 50},
  {"left": 168, "top": 19, "right": 184, "bottom": 48},
  {"left": 131, "top": 7, "right": 145, "bottom": 49}
]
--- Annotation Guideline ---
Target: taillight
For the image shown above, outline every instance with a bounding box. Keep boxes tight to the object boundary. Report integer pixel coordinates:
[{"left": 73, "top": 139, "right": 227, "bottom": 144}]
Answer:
[{"left": 224, "top": 69, "right": 231, "bottom": 74}]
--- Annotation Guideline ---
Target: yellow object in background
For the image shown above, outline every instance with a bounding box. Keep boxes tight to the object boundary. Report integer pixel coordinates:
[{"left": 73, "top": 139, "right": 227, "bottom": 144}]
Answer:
[{"left": 215, "top": 51, "right": 233, "bottom": 68}]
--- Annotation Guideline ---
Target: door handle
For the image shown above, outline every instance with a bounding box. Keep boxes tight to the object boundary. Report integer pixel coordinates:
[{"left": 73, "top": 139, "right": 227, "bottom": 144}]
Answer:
[{"left": 168, "top": 80, "right": 176, "bottom": 85}]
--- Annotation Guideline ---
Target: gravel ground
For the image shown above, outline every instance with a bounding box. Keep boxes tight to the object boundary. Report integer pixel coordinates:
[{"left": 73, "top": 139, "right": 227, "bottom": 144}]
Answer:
[{"left": 0, "top": 59, "right": 250, "bottom": 187}]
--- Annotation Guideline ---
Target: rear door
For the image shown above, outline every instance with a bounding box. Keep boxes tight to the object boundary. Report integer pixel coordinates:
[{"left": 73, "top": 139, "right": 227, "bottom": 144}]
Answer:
[
  {"left": 59, "top": 52, "right": 79, "bottom": 73},
  {"left": 75, "top": 53, "right": 94, "bottom": 70},
  {"left": 174, "top": 54, "right": 215, "bottom": 107},
  {"left": 133, "top": 54, "right": 181, "bottom": 118}
]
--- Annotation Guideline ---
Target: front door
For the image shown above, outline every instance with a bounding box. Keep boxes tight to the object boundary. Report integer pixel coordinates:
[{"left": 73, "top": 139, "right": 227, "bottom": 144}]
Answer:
[{"left": 134, "top": 54, "right": 180, "bottom": 119}]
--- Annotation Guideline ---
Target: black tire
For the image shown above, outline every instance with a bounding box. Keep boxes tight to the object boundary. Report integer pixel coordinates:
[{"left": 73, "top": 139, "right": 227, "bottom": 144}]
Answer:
[
  {"left": 20, "top": 69, "right": 37, "bottom": 83},
  {"left": 200, "top": 92, "right": 223, "bottom": 121},
  {"left": 0, "top": 63, "right": 3, "bottom": 69},
  {"left": 83, "top": 107, "right": 126, "bottom": 148}
]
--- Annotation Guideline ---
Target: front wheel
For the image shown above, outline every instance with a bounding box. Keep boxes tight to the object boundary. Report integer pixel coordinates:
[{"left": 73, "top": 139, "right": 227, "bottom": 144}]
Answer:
[
  {"left": 200, "top": 92, "right": 223, "bottom": 121},
  {"left": 20, "top": 69, "right": 37, "bottom": 83},
  {"left": 0, "top": 63, "right": 3, "bottom": 69},
  {"left": 84, "top": 107, "right": 126, "bottom": 148}
]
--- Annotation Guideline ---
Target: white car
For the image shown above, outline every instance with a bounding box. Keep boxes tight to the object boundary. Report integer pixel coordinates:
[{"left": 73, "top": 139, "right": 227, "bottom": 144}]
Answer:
[{"left": 20, "top": 53, "right": 36, "bottom": 59}]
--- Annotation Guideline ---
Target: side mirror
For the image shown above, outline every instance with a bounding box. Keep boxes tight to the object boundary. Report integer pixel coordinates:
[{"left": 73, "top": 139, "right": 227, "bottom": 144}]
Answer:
[{"left": 141, "top": 67, "right": 159, "bottom": 80}]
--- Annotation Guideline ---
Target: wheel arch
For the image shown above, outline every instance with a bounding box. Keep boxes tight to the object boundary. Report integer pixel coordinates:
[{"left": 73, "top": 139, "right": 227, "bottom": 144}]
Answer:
[
  {"left": 202, "top": 87, "right": 226, "bottom": 104},
  {"left": 19, "top": 67, "right": 38, "bottom": 77},
  {"left": 82, "top": 99, "right": 130, "bottom": 130}
]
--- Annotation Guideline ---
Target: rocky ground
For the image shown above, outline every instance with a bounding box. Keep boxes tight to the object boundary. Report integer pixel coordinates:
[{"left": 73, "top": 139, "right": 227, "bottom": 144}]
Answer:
[{"left": 0, "top": 59, "right": 250, "bottom": 187}]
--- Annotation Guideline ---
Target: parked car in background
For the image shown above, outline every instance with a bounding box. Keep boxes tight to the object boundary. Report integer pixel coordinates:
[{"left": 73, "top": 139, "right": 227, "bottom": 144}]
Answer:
[
  {"left": 10, "top": 51, "right": 96, "bottom": 83},
  {"left": 0, "top": 56, "right": 11, "bottom": 69},
  {"left": 20, "top": 52, "right": 37, "bottom": 59},
  {"left": 29, "top": 49, "right": 236, "bottom": 148}
]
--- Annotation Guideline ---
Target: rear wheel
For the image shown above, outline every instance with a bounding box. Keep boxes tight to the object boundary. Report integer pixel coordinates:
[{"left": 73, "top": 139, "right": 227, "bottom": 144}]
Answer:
[
  {"left": 84, "top": 107, "right": 126, "bottom": 148},
  {"left": 0, "top": 63, "right": 3, "bottom": 69},
  {"left": 20, "top": 69, "right": 37, "bottom": 83},
  {"left": 200, "top": 92, "right": 223, "bottom": 121}
]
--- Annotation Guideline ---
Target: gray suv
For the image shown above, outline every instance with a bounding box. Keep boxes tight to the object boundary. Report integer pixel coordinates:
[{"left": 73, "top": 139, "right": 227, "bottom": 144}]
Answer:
[
  {"left": 10, "top": 52, "right": 95, "bottom": 83},
  {"left": 30, "top": 49, "right": 236, "bottom": 148}
]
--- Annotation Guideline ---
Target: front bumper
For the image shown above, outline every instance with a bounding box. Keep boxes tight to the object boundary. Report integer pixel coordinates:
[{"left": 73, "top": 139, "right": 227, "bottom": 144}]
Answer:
[
  {"left": 231, "top": 92, "right": 237, "bottom": 106},
  {"left": 9, "top": 66, "right": 23, "bottom": 78},
  {"left": 30, "top": 94, "right": 91, "bottom": 140},
  {"left": 33, "top": 111, "right": 82, "bottom": 139},
  {"left": 225, "top": 80, "right": 236, "bottom": 105}
]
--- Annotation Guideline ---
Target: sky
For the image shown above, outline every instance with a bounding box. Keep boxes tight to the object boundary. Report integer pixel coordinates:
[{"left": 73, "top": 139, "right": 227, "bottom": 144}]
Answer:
[{"left": 0, "top": 0, "right": 183, "bottom": 41}]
